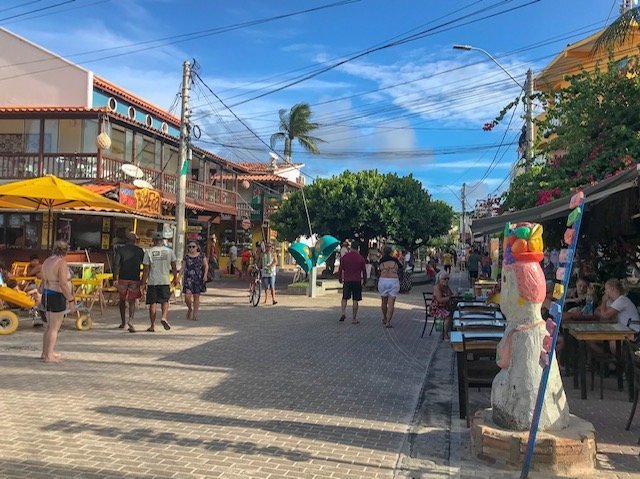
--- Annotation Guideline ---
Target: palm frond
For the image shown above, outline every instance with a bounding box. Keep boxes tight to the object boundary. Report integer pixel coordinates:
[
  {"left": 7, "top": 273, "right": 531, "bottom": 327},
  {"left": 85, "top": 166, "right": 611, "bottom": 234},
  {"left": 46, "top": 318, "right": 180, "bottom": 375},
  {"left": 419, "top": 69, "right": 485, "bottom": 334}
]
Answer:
[
  {"left": 270, "top": 132, "right": 286, "bottom": 149},
  {"left": 297, "top": 136, "right": 324, "bottom": 154},
  {"left": 594, "top": 8, "right": 640, "bottom": 52}
]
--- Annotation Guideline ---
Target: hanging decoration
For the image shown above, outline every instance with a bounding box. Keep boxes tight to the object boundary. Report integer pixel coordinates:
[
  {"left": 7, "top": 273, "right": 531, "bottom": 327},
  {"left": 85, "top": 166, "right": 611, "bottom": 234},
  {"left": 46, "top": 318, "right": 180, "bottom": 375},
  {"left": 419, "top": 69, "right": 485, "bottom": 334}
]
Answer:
[{"left": 96, "top": 114, "right": 112, "bottom": 150}]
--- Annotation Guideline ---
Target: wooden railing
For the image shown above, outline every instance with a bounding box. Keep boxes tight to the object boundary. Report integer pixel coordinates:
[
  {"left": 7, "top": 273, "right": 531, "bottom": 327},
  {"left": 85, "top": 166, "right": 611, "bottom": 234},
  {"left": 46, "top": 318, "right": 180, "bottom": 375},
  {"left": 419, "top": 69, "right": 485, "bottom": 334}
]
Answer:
[{"left": 1, "top": 152, "right": 238, "bottom": 213}]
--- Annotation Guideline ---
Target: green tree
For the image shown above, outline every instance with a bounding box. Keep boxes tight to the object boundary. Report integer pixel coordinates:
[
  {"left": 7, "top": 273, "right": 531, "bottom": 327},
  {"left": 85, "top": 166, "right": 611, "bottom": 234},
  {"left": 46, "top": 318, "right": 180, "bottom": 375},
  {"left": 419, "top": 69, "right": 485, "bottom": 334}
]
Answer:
[{"left": 270, "top": 103, "right": 324, "bottom": 160}]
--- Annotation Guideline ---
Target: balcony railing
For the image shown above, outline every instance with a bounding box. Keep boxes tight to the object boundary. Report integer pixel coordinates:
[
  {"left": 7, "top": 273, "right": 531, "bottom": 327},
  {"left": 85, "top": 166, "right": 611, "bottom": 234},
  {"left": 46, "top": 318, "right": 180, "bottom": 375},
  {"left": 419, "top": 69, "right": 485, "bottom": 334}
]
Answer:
[{"left": 0, "top": 152, "right": 238, "bottom": 213}]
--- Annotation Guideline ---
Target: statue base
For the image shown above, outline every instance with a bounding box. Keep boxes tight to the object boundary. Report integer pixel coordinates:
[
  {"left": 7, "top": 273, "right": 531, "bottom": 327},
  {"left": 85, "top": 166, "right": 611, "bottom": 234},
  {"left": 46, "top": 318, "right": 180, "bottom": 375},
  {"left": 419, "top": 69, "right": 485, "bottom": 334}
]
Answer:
[{"left": 470, "top": 409, "right": 596, "bottom": 476}]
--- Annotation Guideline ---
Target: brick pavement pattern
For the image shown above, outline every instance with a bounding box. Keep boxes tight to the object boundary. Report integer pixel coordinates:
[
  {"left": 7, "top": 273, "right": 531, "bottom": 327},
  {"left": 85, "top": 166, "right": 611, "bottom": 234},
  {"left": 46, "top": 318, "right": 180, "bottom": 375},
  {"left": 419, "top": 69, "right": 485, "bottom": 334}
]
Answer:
[{"left": 0, "top": 278, "right": 436, "bottom": 479}]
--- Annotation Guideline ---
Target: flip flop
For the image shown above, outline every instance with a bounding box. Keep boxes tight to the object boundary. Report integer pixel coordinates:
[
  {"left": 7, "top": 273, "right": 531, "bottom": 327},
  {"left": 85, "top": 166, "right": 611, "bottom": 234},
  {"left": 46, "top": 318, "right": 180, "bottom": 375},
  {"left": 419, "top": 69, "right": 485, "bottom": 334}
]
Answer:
[
  {"left": 146, "top": 327, "right": 155, "bottom": 332},
  {"left": 118, "top": 324, "right": 126, "bottom": 329},
  {"left": 339, "top": 315, "right": 346, "bottom": 322},
  {"left": 352, "top": 320, "right": 360, "bottom": 324},
  {"left": 385, "top": 323, "right": 393, "bottom": 328},
  {"left": 160, "top": 319, "right": 171, "bottom": 331},
  {"left": 128, "top": 325, "right": 136, "bottom": 333}
]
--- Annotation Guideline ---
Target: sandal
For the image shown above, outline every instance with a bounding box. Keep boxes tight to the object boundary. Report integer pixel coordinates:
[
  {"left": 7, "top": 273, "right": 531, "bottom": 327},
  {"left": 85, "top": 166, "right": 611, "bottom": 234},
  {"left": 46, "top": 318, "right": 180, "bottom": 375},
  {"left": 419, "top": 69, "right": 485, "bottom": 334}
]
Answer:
[
  {"left": 339, "top": 315, "right": 346, "bottom": 322},
  {"left": 146, "top": 327, "right": 155, "bottom": 332},
  {"left": 385, "top": 323, "right": 393, "bottom": 328},
  {"left": 352, "top": 320, "right": 360, "bottom": 324},
  {"left": 160, "top": 319, "right": 171, "bottom": 331},
  {"left": 128, "top": 324, "right": 136, "bottom": 333}
]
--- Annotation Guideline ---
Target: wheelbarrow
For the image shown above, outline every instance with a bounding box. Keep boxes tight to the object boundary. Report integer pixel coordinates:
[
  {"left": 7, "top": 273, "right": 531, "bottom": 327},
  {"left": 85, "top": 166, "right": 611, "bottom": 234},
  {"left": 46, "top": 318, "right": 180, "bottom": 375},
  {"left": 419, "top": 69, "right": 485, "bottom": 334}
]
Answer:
[{"left": 0, "top": 286, "right": 92, "bottom": 335}]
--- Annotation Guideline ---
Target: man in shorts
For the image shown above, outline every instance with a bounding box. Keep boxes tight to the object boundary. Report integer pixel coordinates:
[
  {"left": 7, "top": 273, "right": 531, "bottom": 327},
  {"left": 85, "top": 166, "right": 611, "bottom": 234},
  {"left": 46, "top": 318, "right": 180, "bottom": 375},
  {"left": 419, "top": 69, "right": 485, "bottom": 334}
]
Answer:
[
  {"left": 338, "top": 241, "right": 367, "bottom": 324},
  {"left": 113, "top": 232, "right": 144, "bottom": 332},
  {"left": 141, "top": 232, "right": 178, "bottom": 332}
]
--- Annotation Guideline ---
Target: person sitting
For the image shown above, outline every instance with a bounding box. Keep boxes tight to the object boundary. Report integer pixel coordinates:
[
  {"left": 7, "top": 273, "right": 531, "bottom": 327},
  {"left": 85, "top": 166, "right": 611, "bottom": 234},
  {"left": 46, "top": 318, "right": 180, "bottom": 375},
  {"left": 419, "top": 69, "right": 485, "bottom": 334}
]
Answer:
[
  {"left": 565, "top": 278, "right": 589, "bottom": 310},
  {"left": 591, "top": 278, "right": 640, "bottom": 354},
  {"left": 429, "top": 271, "right": 454, "bottom": 340}
]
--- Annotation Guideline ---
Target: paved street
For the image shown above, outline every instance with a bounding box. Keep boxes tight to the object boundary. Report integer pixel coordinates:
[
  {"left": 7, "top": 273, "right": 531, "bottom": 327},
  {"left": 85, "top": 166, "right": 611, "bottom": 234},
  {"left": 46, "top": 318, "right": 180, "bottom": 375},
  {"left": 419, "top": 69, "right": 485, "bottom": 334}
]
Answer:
[
  {"left": 2, "top": 271, "right": 640, "bottom": 478},
  {"left": 0, "top": 278, "right": 436, "bottom": 479}
]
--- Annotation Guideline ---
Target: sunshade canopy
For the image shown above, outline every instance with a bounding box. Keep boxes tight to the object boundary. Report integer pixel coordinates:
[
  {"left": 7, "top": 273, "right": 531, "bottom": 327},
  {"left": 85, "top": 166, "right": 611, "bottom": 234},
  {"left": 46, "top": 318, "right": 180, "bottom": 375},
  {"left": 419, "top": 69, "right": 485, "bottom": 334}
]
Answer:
[{"left": 0, "top": 175, "right": 133, "bottom": 212}]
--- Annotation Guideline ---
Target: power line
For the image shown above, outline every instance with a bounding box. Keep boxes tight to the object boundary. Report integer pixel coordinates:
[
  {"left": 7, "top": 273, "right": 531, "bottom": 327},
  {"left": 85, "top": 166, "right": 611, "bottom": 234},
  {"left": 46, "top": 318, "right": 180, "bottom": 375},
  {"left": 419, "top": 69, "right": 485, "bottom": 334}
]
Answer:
[
  {"left": 0, "top": 0, "right": 75, "bottom": 22},
  {"left": 0, "top": 0, "right": 45, "bottom": 14}
]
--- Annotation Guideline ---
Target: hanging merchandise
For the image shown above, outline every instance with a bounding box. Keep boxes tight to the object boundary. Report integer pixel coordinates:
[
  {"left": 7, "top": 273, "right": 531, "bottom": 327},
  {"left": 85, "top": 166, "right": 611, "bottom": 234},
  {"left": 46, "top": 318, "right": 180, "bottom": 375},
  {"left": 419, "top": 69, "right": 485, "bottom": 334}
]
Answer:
[{"left": 96, "top": 115, "right": 112, "bottom": 150}]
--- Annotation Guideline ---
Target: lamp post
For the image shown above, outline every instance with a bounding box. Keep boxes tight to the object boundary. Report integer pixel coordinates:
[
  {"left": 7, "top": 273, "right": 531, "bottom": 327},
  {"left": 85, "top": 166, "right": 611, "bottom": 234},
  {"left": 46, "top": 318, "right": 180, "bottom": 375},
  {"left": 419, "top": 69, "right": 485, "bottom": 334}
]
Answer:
[{"left": 453, "top": 44, "right": 533, "bottom": 170}]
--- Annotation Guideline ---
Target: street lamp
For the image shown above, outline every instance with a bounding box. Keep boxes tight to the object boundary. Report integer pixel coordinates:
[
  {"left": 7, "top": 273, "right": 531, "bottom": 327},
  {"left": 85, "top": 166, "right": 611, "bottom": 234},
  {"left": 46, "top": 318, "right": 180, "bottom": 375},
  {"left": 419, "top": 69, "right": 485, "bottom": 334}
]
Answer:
[{"left": 452, "top": 44, "right": 533, "bottom": 170}]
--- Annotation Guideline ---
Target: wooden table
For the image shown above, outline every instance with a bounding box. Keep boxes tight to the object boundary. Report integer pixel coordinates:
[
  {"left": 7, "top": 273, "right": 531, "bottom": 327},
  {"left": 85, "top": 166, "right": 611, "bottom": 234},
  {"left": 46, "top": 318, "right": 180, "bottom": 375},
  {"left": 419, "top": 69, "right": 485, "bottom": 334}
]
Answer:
[
  {"left": 568, "top": 323, "right": 636, "bottom": 400},
  {"left": 451, "top": 331, "right": 503, "bottom": 418}
]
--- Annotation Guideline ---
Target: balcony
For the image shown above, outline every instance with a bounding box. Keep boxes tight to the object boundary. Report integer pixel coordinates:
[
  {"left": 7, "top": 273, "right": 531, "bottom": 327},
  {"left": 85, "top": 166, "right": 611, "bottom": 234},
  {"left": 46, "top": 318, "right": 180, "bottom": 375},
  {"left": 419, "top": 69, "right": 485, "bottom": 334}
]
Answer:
[{"left": 0, "top": 152, "right": 238, "bottom": 214}]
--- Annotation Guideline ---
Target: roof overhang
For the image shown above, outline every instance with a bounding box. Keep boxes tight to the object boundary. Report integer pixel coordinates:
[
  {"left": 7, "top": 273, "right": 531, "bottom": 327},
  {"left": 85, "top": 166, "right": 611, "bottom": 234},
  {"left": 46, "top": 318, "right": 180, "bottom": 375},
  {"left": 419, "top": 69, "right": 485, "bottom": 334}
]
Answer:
[{"left": 471, "top": 165, "right": 640, "bottom": 236}]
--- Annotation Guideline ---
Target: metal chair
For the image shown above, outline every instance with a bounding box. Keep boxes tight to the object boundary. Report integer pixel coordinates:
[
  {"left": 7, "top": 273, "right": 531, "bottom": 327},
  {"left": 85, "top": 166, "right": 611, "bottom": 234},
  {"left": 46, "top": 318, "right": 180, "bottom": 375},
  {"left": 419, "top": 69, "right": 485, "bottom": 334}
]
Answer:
[
  {"left": 421, "top": 291, "right": 434, "bottom": 337},
  {"left": 625, "top": 340, "right": 640, "bottom": 435}
]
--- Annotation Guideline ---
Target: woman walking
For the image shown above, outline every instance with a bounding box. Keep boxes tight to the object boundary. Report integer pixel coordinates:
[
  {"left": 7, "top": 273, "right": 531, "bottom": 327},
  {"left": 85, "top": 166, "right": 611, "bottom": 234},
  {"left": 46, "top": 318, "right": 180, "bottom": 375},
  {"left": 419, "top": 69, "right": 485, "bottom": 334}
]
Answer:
[
  {"left": 377, "top": 246, "right": 403, "bottom": 328},
  {"left": 40, "top": 241, "right": 75, "bottom": 363},
  {"left": 182, "top": 242, "right": 209, "bottom": 320}
]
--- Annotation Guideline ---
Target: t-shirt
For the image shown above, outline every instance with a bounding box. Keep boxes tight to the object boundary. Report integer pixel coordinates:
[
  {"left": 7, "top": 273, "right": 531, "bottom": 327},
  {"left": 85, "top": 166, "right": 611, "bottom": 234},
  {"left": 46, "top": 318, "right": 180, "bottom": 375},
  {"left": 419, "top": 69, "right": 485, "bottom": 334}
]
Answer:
[
  {"left": 229, "top": 245, "right": 238, "bottom": 261},
  {"left": 443, "top": 253, "right": 452, "bottom": 266},
  {"left": 338, "top": 250, "right": 367, "bottom": 283},
  {"left": 609, "top": 295, "right": 640, "bottom": 333},
  {"left": 241, "top": 250, "right": 251, "bottom": 263},
  {"left": 114, "top": 244, "right": 144, "bottom": 281},
  {"left": 468, "top": 253, "right": 481, "bottom": 272},
  {"left": 262, "top": 252, "right": 276, "bottom": 277},
  {"left": 143, "top": 246, "right": 177, "bottom": 286}
]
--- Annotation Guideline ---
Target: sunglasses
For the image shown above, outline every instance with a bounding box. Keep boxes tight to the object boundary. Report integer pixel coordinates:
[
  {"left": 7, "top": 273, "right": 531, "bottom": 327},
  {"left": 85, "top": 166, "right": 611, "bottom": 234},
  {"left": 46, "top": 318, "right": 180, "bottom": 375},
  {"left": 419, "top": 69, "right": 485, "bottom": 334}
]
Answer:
[{"left": 188, "top": 245, "right": 197, "bottom": 249}]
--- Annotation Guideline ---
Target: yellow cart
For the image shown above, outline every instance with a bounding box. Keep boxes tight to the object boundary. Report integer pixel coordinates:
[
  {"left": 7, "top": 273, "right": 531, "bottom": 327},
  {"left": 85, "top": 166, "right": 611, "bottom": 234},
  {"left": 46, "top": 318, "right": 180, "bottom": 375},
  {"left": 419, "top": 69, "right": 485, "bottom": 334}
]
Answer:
[{"left": 0, "top": 286, "right": 92, "bottom": 335}]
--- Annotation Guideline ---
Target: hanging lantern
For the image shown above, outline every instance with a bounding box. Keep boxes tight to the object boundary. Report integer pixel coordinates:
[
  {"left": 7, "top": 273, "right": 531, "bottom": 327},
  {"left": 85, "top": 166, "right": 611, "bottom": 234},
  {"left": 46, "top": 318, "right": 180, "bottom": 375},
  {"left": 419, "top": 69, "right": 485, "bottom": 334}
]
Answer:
[
  {"left": 96, "top": 115, "right": 111, "bottom": 150},
  {"left": 241, "top": 180, "right": 251, "bottom": 189},
  {"left": 96, "top": 132, "right": 111, "bottom": 150}
]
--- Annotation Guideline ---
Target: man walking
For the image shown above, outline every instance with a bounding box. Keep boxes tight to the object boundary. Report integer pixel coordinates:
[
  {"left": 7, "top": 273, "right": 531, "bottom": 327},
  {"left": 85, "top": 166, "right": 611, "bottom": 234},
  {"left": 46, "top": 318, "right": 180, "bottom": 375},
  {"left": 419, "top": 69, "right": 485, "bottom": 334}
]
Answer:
[
  {"left": 141, "top": 232, "right": 178, "bottom": 332},
  {"left": 338, "top": 241, "right": 367, "bottom": 324},
  {"left": 229, "top": 242, "right": 238, "bottom": 276},
  {"left": 467, "top": 248, "right": 482, "bottom": 287},
  {"left": 113, "top": 232, "right": 144, "bottom": 332}
]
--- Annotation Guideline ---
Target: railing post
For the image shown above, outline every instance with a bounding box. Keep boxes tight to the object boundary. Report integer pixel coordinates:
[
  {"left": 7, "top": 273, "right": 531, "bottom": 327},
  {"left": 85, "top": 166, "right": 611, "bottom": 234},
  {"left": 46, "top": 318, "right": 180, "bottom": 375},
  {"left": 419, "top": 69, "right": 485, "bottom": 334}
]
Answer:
[{"left": 38, "top": 119, "right": 44, "bottom": 176}]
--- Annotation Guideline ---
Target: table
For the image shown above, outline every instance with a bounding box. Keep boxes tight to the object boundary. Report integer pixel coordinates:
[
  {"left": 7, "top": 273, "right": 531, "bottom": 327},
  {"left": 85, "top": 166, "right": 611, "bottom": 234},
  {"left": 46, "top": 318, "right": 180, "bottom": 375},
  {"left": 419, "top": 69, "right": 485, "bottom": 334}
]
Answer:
[
  {"left": 453, "top": 310, "right": 503, "bottom": 320},
  {"left": 473, "top": 280, "right": 498, "bottom": 298},
  {"left": 453, "top": 318, "right": 506, "bottom": 331},
  {"left": 451, "top": 331, "right": 504, "bottom": 418},
  {"left": 456, "top": 301, "right": 499, "bottom": 309},
  {"left": 568, "top": 323, "right": 636, "bottom": 400}
]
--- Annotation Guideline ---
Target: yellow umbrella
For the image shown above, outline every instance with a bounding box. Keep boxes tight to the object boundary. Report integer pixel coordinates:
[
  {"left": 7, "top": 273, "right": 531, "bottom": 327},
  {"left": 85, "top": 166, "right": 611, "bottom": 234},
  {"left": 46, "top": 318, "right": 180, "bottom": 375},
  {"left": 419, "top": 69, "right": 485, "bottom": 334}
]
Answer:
[{"left": 0, "top": 175, "right": 134, "bottom": 247}]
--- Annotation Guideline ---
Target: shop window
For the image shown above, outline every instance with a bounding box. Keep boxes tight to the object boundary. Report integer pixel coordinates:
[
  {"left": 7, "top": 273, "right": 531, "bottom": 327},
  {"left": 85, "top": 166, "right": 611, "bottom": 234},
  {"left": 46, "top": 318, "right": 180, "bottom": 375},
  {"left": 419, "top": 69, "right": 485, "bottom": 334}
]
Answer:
[
  {"left": 63, "top": 215, "right": 102, "bottom": 250},
  {"left": 135, "top": 133, "right": 157, "bottom": 170},
  {"left": 58, "top": 119, "right": 82, "bottom": 152},
  {"left": 0, "top": 119, "right": 41, "bottom": 153},
  {"left": 109, "top": 126, "right": 126, "bottom": 160},
  {"left": 3, "top": 214, "right": 39, "bottom": 249},
  {"left": 82, "top": 119, "right": 98, "bottom": 153},
  {"left": 162, "top": 144, "right": 179, "bottom": 174}
]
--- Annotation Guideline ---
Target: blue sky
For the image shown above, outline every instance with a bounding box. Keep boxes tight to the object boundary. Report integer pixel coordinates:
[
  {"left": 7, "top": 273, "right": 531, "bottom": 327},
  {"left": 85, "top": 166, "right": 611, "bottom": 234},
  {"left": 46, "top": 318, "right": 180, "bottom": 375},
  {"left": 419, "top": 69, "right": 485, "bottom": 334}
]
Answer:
[{"left": 2, "top": 0, "right": 628, "bottom": 210}]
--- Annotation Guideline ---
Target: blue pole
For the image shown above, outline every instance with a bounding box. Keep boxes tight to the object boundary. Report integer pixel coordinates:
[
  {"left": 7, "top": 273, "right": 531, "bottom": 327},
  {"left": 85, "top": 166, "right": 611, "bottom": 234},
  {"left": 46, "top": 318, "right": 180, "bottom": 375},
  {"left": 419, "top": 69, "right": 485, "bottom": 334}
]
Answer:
[{"left": 520, "top": 196, "right": 586, "bottom": 478}]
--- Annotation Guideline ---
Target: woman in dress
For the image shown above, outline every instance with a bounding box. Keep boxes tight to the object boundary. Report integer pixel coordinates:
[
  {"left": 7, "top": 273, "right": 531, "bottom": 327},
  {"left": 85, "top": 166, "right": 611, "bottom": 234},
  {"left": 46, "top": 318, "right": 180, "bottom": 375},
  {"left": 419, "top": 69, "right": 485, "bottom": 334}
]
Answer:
[
  {"left": 429, "top": 271, "right": 454, "bottom": 340},
  {"left": 377, "top": 246, "right": 403, "bottom": 328},
  {"left": 41, "top": 241, "right": 75, "bottom": 363},
  {"left": 182, "top": 242, "right": 209, "bottom": 321}
]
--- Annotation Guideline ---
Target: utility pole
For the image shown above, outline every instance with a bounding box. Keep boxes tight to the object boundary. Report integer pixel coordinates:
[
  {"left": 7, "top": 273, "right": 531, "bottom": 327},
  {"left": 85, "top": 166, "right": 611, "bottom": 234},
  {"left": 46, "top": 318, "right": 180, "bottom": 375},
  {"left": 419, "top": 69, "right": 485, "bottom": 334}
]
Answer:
[
  {"left": 175, "top": 60, "right": 191, "bottom": 262},
  {"left": 461, "top": 182, "right": 466, "bottom": 245},
  {"left": 525, "top": 69, "right": 534, "bottom": 171}
]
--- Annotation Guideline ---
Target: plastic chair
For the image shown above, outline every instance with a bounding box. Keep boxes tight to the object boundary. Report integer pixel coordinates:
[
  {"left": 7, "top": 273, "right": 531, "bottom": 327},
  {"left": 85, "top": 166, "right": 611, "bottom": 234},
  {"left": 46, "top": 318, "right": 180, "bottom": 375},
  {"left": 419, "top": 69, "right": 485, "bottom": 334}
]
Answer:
[
  {"left": 73, "top": 278, "right": 103, "bottom": 316},
  {"left": 96, "top": 273, "right": 117, "bottom": 307}
]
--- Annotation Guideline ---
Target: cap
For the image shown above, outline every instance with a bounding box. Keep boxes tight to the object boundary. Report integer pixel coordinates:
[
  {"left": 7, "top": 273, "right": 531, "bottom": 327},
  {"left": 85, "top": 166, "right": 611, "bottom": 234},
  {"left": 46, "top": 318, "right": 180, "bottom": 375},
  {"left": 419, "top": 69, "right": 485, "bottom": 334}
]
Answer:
[{"left": 153, "top": 232, "right": 164, "bottom": 240}]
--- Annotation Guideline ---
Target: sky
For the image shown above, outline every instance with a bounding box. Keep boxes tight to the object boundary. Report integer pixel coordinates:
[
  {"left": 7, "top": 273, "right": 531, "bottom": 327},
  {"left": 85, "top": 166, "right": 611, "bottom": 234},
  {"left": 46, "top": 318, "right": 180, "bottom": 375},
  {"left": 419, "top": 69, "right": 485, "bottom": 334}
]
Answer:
[{"left": 1, "top": 0, "right": 630, "bottom": 210}]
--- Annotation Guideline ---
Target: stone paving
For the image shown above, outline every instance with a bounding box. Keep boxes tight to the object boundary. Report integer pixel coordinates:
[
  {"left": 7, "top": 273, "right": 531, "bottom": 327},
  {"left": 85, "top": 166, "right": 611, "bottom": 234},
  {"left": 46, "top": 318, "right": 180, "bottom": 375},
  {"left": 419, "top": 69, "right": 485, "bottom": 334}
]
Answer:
[
  {"left": 0, "top": 276, "right": 436, "bottom": 479},
  {"left": 1, "top": 269, "right": 639, "bottom": 478}
]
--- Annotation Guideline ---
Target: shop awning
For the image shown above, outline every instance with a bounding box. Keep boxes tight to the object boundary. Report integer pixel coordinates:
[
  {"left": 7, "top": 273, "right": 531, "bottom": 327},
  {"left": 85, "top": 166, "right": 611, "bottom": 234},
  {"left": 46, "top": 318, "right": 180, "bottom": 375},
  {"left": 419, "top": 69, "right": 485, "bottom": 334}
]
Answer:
[{"left": 471, "top": 165, "right": 640, "bottom": 236}]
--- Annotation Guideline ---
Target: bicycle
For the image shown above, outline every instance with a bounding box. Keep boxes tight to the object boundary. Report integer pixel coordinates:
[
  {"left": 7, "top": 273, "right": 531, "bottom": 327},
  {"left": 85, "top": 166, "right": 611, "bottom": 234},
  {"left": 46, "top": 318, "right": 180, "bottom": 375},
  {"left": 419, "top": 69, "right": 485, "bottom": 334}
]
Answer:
[
  {"left": 248, "top": 265, "right": 261, "bottom": 307},
  {"left": 291, "top": 265, "right": 305, "bottom": 284}
]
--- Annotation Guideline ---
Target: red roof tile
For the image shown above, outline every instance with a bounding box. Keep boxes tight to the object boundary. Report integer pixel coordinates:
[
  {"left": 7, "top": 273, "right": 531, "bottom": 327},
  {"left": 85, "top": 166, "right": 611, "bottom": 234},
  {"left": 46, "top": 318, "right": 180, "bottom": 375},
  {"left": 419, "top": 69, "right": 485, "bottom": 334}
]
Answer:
[
  {"left": 94, "top": 76, "right": 180, "bottom": 126},
  {"left": 0, "top": 106, "right": 105, "bottom": 113},
  {"left": 235, "top": 162, "right": 303, "bottom": 172},
  {"left": 82, "top": 184, "right": 118, "bottom": 195}
]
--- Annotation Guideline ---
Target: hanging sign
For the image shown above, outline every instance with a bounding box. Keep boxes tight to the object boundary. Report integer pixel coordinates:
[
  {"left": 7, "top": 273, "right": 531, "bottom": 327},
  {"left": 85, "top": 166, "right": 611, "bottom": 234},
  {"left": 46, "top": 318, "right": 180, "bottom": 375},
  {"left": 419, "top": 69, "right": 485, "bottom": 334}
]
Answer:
[{"left": 119, "top": 184, "right": 161, "bottom": 216}]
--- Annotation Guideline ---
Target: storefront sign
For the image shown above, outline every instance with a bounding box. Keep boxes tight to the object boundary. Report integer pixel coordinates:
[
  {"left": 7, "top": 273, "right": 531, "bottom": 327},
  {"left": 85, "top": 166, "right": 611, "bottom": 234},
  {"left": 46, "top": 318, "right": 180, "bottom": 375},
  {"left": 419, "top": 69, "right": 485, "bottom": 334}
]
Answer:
[
  {"left": 119, "top": 185, "right": 162, "bottom": 216},
  {"left": 101, "top": 233, "right": 110, "bottom": 250},
  {"left": 221, "top": 213, "right": 232, "bottom": 221},
  {"left": 241, "top": 218, "right": 251, "bottom": 230},
  {"left": 186, "top": 225, "right": 202, "bottom": 233}
]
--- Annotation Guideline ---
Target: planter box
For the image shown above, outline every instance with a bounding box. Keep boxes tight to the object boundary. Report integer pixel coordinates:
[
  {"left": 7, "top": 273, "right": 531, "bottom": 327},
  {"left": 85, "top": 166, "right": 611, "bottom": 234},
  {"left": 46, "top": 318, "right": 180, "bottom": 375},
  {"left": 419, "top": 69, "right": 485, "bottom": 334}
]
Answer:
[{"left": 287, "top": 284, "right": 308, "bottom": 295}]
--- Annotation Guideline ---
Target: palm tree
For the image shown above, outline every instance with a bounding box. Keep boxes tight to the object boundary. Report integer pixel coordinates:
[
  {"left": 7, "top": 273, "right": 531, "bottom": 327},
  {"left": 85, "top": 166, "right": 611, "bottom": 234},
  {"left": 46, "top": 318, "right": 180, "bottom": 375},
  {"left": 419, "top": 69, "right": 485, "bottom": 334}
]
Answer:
[
  {"left": 270, "top": 103, "right": 324, "bottom": 162},
  {"left": 594, "top": 3, "right": 640, "bottom": 51}
]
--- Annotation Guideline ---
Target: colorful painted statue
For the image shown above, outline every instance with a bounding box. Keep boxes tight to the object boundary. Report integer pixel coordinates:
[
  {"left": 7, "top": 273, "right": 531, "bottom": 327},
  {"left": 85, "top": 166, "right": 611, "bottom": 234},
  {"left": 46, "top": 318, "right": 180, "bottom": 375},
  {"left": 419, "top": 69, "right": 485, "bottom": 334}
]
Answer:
[{"left": 492, "top": 222, "right": 569, "bottom": 431}]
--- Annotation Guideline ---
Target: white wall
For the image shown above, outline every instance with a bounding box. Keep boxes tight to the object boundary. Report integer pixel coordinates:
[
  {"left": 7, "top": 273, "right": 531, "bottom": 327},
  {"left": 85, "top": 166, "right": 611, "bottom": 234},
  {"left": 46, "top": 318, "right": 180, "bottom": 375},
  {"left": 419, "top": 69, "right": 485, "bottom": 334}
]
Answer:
[{"left": 0, "top": 28, "right": 92, "bottom": 107}]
